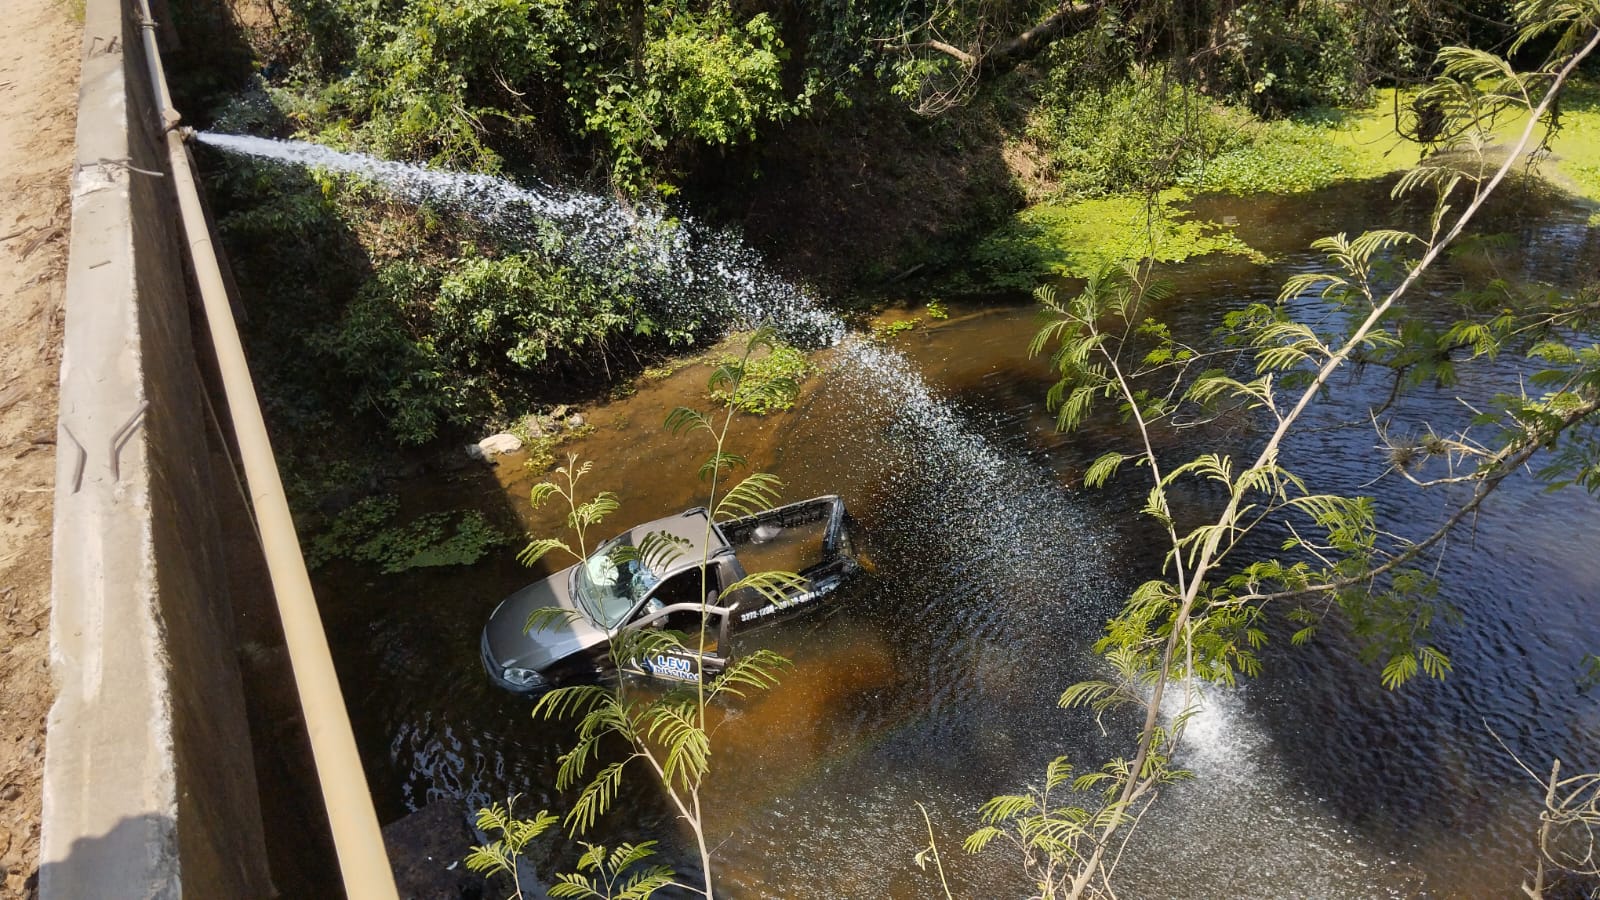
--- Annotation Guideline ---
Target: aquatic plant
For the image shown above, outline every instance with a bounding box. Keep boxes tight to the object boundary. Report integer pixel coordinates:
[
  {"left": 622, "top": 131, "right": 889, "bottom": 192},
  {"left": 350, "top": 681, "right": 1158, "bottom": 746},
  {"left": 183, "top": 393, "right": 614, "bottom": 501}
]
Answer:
[
  {"left": 971, "top": 191, "right": 1261, "bottom": 285},
  {"left": 305, "top": 494, "right": 511, "bottom": 573},
  {"left": 708, "top": 337, "right": 817, "bottom": 415}
]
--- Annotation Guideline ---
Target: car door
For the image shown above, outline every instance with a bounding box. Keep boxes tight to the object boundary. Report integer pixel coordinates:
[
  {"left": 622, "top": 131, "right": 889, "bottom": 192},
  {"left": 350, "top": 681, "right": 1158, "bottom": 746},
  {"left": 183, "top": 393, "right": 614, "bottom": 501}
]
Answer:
[{"left": 621, "top": 565, "right": 731, "bottom": 684}]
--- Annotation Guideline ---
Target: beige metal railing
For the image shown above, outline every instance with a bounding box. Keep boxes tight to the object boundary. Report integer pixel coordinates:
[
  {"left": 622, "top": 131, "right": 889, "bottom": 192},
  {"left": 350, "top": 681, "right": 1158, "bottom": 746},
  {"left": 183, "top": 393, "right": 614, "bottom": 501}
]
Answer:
[{"left": 132, "top": 1, "right": 401, "bottom": 895}]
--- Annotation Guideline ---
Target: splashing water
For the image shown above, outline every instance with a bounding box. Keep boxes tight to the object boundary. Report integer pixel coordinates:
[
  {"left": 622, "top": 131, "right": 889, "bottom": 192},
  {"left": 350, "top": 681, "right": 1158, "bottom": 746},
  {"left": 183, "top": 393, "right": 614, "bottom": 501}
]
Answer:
[
  {"left": 200, "top": 128, "right": 1125, "bottom": 678},
  {"left": 200, "top": 135, "right": 1106, "bottom": 537},
  {"left": 194, "top": 132, "right": 843, "bottom": 344}
]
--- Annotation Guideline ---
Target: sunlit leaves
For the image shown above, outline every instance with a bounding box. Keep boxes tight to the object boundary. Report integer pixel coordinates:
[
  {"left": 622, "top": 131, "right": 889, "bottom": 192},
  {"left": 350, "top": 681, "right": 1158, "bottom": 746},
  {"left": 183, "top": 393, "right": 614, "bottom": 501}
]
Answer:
[
  {"left": 572, "top": 493, "right": 621, "bottom": 532},
  {"left": 519, "top": 537, "right": 574, "bottom": 567},
  {"left": 1031, "top": 263, "right": 1183, "bottom": 436},
  {"left": 567, "top": 761, "right": 629, "bottom": 834},
  {"left": 961, "top": 748, "right": 1185, "bottom": 889},
  {"left": 696, "top": 450, "right": 747, "bottom": 480},
  {"left": 1083, "top": 451, "right": 1131, "bottom": 489},
  {"left": 466, "top": 794, "right": 559, "bottom": 880},
  {"left": 714, "top": 472, "right": 783, "bottom": 520},
  {"left": 549, "top": 841, "right": 675, "bottom": 899},
  {"left": 522, "top": 454, "right": 618, "bottom": 565},
  {"left": 645, "top": 702, "right": 711, "bottom": 789},
  {"left": 709, "top": 649, "right": 789, "bottom": 700},
  {"left": 526, "top": 604, "right": 583, "bottom": 636},
  {"left": 723, "top": 569, "right": 810, "bottom": 607},
  {"left": 619, "top": 530, "right": 692, "bottom": 574},
  {"left": 664, "top": 407, "right": 714, "bottom": 438}
]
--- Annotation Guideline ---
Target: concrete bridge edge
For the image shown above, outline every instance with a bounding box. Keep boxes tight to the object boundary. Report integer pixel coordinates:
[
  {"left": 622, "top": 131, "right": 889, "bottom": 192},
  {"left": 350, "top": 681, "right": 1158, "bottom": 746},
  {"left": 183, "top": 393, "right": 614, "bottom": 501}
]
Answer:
[{"left": 39, "top": 0, "right": 275, "bottom": 895}]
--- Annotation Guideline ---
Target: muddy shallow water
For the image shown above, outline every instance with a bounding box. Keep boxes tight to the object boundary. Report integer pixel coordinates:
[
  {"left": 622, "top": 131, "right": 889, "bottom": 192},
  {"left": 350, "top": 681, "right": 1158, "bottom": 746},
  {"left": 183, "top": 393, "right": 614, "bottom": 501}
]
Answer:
[{"left": 317, "top": 180, "right": 1600, "bottom": 897}]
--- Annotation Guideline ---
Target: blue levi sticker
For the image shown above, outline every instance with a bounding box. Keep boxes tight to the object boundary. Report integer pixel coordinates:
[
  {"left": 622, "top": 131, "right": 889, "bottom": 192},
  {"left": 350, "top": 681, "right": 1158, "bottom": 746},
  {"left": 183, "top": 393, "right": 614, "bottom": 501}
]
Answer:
[{"left": 640, "top": 651, "right": 701, "bottom": 683}]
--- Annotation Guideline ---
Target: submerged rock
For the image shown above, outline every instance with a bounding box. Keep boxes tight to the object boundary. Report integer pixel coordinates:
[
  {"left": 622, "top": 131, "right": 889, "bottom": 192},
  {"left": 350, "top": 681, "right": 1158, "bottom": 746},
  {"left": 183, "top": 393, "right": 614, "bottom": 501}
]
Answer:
[{"left": 381, "top": 799, "right": 485, "bottom": 899}]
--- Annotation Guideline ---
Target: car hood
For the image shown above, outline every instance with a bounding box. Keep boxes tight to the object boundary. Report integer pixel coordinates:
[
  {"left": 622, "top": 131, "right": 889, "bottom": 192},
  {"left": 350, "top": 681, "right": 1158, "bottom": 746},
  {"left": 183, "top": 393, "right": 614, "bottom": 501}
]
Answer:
[{"left": 482, "top": 569, "right": 608, "bottom": 672}]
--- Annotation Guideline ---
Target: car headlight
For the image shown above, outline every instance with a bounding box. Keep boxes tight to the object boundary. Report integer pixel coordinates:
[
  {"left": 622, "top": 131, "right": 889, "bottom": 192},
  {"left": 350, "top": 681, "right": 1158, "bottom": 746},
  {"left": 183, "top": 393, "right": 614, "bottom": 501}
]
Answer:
[{"left": 501, "top": 667, "right": 547, "bottom": 689}]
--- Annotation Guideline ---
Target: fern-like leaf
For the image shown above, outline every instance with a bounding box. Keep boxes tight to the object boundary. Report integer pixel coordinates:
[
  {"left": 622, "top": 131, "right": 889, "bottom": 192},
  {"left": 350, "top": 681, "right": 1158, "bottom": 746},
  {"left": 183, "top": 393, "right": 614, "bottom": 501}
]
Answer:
[
  {"left": 518, "top": 538, "right": 573, "bottom": 567},
  {"left": 698, "top": 450, "right": 749, "bottom": 480},
  {"left": 566, "top": 760, "right": 628, "bottom": 834},
  {"left": 665, "top": 407, "right": 713, "bottom": 437},
  {"left": 723, "top": 569, "right": 810, "bottom": 607},
  {"left": 714, "top": 472, "right": 784, "bottom": 520}
]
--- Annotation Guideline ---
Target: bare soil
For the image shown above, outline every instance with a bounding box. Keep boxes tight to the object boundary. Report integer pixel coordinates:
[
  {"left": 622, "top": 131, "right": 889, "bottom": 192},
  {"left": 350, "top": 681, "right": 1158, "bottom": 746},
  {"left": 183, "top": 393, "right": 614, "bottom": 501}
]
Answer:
[{"left": 0, "top": 0, "right": 78, "bottom": 896}]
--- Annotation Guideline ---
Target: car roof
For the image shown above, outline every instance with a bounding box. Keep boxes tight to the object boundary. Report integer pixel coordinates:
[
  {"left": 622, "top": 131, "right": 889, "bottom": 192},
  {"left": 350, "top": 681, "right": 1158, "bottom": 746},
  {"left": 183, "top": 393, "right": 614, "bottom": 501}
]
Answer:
[{"left": 614, "top": 507, "right": 730, "bottom": 576}]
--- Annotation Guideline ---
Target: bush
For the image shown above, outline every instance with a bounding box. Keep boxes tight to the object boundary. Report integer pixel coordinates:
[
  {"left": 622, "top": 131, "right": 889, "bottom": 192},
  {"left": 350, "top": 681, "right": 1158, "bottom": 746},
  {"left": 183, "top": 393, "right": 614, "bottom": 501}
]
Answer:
[
  {"left": 1027, "top": 69, "right": 1251, "bottom": 199},
  {"left": 709, "top": 339, "right": 816, "bottom": 414},
  {"left": 1210, "top": 0, "right": 1371, "bottom": 115},
  {"left": 279, "top": 0, "right": 818, "bottom": 189},
  {"left": 317, "top": 244, "right": 706, "bottom": 445}
]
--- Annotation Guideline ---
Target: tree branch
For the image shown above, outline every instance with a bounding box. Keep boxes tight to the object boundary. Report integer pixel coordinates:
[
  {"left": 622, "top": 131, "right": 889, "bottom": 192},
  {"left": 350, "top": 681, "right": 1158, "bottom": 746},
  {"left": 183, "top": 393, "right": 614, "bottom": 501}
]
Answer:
[
  {"left": 980, "top": 0, "right": 1099, "bottom": 75},
  {"left": 1063, "top": 26, "right": 1600, "bottom": 900}
]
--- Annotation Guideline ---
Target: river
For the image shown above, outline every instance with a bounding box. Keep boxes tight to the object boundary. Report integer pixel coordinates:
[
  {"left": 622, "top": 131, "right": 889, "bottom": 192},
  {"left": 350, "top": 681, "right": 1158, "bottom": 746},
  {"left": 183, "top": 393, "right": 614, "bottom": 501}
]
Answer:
[{"left": 314, "top": 177, "right": 1600, "bottom": 897}]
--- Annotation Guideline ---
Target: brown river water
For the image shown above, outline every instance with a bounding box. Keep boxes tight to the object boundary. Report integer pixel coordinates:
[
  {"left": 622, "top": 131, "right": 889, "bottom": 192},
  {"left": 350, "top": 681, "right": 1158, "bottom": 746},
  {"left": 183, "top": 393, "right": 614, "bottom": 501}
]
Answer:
[{"left": 313, "top": 179, "right": 1600, "bottom": 898}]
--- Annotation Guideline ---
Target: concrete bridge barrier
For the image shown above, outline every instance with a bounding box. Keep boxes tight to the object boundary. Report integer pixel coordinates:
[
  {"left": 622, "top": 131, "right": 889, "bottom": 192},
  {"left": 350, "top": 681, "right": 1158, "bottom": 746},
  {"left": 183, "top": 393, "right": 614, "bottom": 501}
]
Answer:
[{"left": 40, "top": 0, "right": 396, "bottom": 895}]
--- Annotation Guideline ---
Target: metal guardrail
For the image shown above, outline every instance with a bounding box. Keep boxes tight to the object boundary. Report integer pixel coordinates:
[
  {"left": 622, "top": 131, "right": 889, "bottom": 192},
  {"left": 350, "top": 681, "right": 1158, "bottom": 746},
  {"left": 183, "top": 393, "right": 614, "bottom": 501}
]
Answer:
[{"left": 131, "top": 1, "right": 401, "bottom": 895}]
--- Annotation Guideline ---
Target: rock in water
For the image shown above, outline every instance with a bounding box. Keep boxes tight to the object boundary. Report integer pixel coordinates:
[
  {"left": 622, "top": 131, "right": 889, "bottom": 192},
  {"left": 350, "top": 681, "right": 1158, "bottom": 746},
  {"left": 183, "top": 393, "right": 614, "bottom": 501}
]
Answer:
[
  {"left": 381, "top": 799, "right": 486, "bottom": 899},
  {"left": 468, "top": 433, "right": 523, "bottom": 461}
]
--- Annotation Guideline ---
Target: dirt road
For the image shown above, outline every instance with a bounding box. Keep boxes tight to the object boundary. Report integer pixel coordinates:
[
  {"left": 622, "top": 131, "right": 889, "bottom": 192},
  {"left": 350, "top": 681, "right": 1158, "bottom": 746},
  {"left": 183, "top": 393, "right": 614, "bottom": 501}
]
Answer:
[{"left": 0, "top": 0, "right": 78, "bottom": 896}]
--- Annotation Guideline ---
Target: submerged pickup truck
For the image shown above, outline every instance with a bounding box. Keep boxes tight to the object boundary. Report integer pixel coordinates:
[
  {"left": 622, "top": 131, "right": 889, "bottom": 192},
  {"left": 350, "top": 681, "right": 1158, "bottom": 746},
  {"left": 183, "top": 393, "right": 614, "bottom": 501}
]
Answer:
[{"left": 481, "top": 495, "right": 857, "bottom": 693}]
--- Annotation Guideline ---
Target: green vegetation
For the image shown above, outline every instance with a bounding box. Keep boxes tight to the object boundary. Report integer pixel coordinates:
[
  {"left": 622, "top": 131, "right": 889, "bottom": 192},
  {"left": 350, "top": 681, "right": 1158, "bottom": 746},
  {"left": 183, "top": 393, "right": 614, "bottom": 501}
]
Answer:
[
  {"left": 1496, "top": 77, "right": 1600, "bottom": 213},
  {"left": 305, "top": 495, "right": 511, "bottom": 573},
  {"left": 956, "top": 17, "right": 1600, "bottom": 895},
  {"left": 972, "top": 192, "right": 1261, "bottom": 285},
  {"left": 467, "top": 797, "right": 673, "bottom": 899},
  {"left": 212, "top": 159, "right": 715, "bottom": 448},
  {"left": 991, "top": 76, "right": 1600, "bottom": 290},
  {"left": 869, "top": 316, "right": 924, "bottom": 341},
  {"left": 1185, "top": 98, "right": 1418, "bottom": 194},
  {"left": 976, "top": 68, "right": 1409, "bottom": 288},
  {"left": 519, "top": 423, "right": 598, "bottom": 474},
  {"left": 169, "top": 0, "right": 1600, "bottom": 892},
  {"left": 709, "top": 338, "right": 816, "bottom": 415},
  {"left": 1024, "top": 72, "right": 1247, "bottom": 199},
  {"left": 271, "top": 0, "right": 850, "bottom": 188}
]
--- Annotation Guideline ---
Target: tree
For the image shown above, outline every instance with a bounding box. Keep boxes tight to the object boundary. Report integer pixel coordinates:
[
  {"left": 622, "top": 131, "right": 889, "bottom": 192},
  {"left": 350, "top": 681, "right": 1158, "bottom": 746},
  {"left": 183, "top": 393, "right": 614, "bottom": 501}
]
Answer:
[
  {"left": 950, "top": 3, "right": 1600, "bottom": 896},
  {"left": 282, "top": 0, "right": 819, "bottom": 188},
  {"left": 882, "top": 0, "right": 1506, "bottom": 115}
]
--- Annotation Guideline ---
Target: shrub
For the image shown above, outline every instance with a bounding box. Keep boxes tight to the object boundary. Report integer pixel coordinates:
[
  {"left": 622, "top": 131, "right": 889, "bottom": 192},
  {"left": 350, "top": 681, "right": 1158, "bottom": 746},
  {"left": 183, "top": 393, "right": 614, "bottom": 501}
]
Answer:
[
  {"left": 317, "top": 245, "right": 706, "bottom": 445},
  {"left": 1027, "top": 68, "right": 1251, "bottom": 199}
]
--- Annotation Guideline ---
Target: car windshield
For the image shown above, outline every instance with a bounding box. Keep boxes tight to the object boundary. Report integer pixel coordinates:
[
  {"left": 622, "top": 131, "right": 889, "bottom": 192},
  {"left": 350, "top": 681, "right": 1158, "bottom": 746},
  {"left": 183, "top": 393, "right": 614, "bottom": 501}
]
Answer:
[{"left": 573, "top": 536, "right": 660, "bottom": 630}]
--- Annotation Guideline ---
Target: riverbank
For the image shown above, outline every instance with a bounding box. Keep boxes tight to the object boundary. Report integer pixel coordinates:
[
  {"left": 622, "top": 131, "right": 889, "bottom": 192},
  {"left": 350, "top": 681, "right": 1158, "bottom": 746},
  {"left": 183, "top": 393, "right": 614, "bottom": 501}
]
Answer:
[
  {"left": 0, "top": 0, "right": 78, "bottom": 896},
  {"left": 970, "top": 80, "right": 1600, "bottom": 284}
]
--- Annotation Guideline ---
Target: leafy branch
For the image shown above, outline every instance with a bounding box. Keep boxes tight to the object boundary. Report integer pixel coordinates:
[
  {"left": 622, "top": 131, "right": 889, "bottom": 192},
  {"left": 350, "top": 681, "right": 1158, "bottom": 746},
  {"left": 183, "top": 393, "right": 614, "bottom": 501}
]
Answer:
[
  {"left": 964, "top": 14, "right": 1600, "bottom": 898},
  {"left": 520, "top": 327, "right": 810, "bottom": 899}
]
